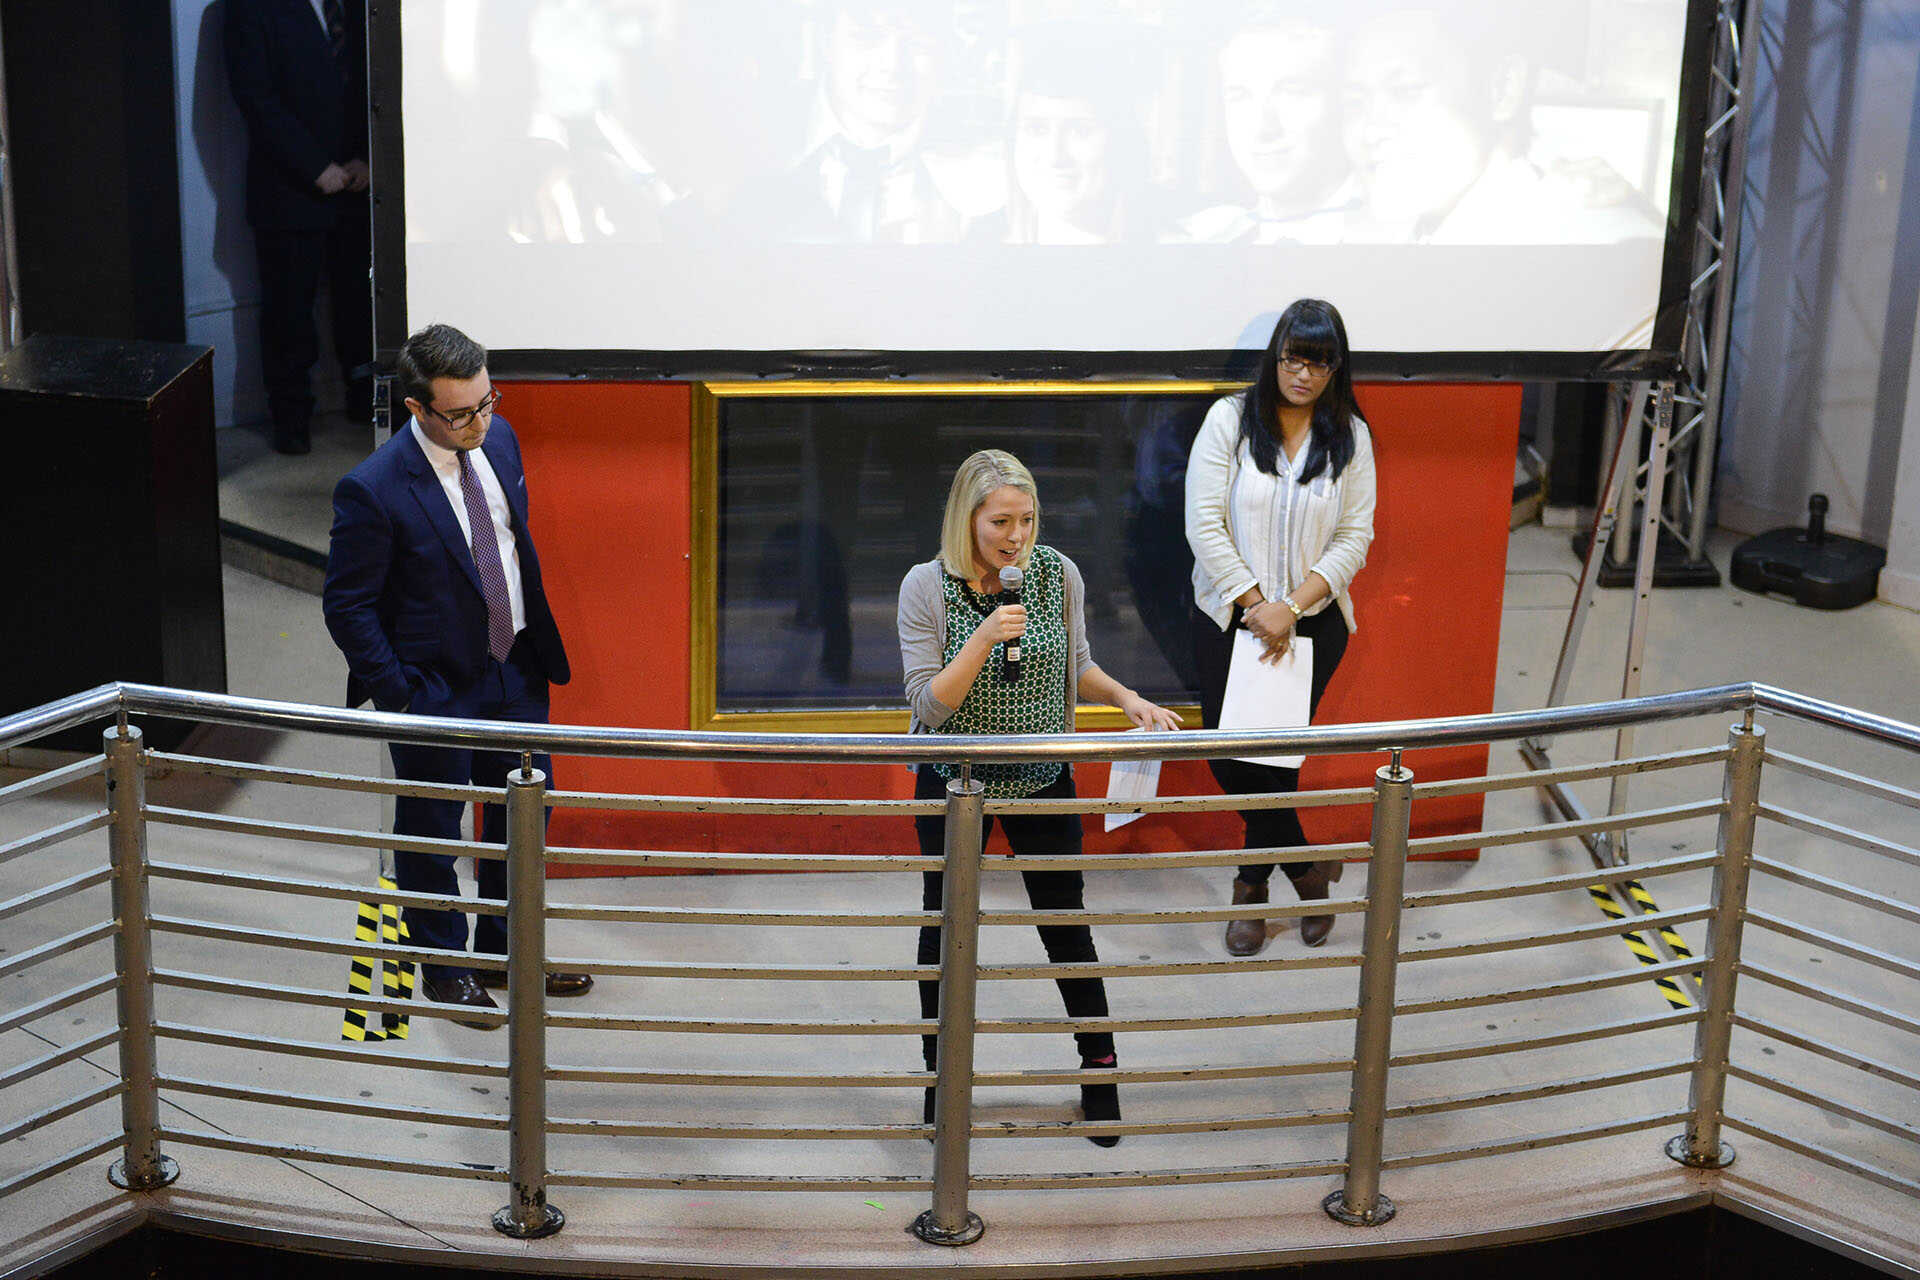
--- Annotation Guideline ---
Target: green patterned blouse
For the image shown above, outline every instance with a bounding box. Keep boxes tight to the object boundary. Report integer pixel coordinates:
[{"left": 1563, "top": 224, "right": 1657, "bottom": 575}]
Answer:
[{"left": 931, "top": 544, "right": 1071, "bottom": 797}]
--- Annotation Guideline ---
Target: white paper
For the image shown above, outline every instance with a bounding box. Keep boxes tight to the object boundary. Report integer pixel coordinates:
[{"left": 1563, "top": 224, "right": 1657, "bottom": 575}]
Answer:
[
  {"left": 1218, "top": 630, "right": 1313, "bottom": 768},
  {"left": 1103, "top": 728, "right": 1164, "bottom": 832}
]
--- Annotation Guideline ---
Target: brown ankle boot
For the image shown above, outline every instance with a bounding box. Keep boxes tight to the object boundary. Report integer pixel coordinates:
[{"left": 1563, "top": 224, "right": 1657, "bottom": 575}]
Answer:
[
  {"left": 1293, "top": 860, "right": 1346, "bottom": 947},
  {"left": 1224, "top": 878, "right": 1269, "bottom": 956}
]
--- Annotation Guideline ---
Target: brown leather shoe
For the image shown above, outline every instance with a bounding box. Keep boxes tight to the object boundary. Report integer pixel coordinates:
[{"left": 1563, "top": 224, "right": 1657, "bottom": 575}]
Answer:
[
  {"left": 421, "top": 971, "right": 501, "bottom": 1028},
  {"left": 476, "top": 968, "right": 595, "bottom": 997},
  {"left": 1293, "top": 860, "right": 1346, "bottom": 948},
  {"left": 1224, "top": 878, "right": 1269, "bottom": 956}
]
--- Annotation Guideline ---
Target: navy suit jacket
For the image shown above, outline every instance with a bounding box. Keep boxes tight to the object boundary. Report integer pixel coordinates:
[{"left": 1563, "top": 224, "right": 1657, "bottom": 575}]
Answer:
[
  {"left": 225, "top": 0, "right": 369, "bottom": 230},
  {"left": 323, "top": 418, "right": 570, "bottom": 712}
]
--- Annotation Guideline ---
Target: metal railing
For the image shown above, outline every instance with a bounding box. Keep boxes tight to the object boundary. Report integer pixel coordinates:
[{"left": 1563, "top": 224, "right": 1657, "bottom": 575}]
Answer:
[{"left": 0, "top": 681, "right": 1915, "bottom": 1259}]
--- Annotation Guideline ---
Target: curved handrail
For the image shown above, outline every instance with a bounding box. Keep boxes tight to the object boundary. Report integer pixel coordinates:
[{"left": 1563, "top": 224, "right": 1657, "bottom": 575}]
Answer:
[
  {"left": 10, "top": 681, "right": 1912, "bottom": 765},
  {"left": 1751, "top": 683, "right": 1920, "bottom": 753},
  {"left": 86, "top": 681, "right": 1765, "bottom": 761},
  {"left": 0, "top": 685, "right": 121, "bottom": 754}
]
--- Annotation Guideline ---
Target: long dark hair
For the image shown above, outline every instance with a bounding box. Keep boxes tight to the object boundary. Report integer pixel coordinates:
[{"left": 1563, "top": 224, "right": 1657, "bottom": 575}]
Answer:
[{"left": 1239, "top": 299, "right": 1364, "bottom": 483}]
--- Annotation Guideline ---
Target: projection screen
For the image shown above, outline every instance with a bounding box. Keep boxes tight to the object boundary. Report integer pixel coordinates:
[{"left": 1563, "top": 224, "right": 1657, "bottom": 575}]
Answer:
[{"left": 379, "top": 0, "right": 1708, "bottom": 376}]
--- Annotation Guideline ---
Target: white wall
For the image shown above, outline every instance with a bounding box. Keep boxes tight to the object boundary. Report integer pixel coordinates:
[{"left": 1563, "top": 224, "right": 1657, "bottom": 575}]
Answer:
[{"left": 1719, "top": 0, "right": 1920, "bottom": 613}]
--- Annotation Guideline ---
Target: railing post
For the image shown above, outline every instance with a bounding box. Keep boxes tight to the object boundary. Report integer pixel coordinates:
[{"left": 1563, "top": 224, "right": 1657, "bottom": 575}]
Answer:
[
  {"left": 1667, "top": 719, "right": 1763, "bottom": 1169},
  {"left": 911, "top": 773, "right": 987, "bottom": 1247},
  {"left": 493, "top": 763, "right": 564, "bottom": 1238},
  {"left": 104, "top": 724, "right": 179, "bottom": 1191},
  {"left": 1324, "top": 750, "right": 1411, "bottom": 1226}
]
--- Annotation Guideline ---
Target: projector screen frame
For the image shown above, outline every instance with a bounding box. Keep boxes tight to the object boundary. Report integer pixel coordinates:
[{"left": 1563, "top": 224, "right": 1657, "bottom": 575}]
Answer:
[{"left": 368, "top": 0, "right": 1717, "bottom": 384}]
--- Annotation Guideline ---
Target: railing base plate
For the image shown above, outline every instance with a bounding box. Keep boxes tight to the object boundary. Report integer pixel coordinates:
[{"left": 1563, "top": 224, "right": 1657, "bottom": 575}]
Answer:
[
  {"left": 108, "top": 1156, "right": 179, "bottom": 1191},
  {"left": 493, "top": 1203, "right": 565, "bottom": 1239},
  {"left": 910, "top": 1209, "right": 985, "bottom": 1246},
  {"left": 1666, "top": 1133, "right": 1735, "bottom": 1169},
  {"left": 1323, "top": 1189, "right": 1396, "bottom": 1227}
]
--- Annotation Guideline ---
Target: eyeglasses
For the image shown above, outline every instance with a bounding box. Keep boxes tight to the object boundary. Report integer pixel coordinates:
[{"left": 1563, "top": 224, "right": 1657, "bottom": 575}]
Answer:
[
  {"left": 1279, "top": 355, "right": 1337, "bottom": 378},
  {"left": 425, "top": 388, "right": 502, "bottom": 430}
]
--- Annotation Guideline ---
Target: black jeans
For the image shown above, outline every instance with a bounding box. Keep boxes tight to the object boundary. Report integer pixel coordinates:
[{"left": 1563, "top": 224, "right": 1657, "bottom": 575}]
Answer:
[
  {"left": 254, "top": 205, "right": 373, "bottom": 432},
  {"left": 914, "top": 767, "right": 1114, "bottom": 1069},
  {"left": 1191, "top": 604, "right": 1350, "bottom": 886},
  {"left": 388, "top": 638, "right": 551, "bottom": 986}
]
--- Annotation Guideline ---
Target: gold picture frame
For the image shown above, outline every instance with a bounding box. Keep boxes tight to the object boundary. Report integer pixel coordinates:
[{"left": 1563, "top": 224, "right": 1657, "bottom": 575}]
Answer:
[{"left": 689, "top": 380, "right": 1242, "bottom": 732}]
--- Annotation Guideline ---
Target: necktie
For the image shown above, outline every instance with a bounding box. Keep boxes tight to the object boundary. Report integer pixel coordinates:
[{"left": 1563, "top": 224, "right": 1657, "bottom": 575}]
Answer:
[
  {"left": 457, "top": 451, "right": 517, "bottom": 664},
  {"left": 323, "top": 0, "right": 349, "bottom": 68}
]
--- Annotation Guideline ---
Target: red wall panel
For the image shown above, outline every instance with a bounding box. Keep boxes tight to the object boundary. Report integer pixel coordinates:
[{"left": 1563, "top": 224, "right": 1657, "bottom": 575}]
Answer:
[{"left": 501, "top": 380, "right": 1518, "bottom": 870}]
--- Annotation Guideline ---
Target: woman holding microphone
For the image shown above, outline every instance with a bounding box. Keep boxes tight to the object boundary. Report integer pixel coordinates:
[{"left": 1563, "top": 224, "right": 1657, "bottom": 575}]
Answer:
[
  {"left": 900, "top": 449, "right": 1182, "bottom": 1145},
  {"left": 1186, "top": 299, "right": 1376, "bottom": 955}
]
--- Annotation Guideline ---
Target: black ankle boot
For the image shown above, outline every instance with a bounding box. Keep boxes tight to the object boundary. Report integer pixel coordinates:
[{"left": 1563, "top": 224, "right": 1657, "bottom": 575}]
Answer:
[{"left": 1080, "top": 1058, "right": 1121, "bottom": 1148}]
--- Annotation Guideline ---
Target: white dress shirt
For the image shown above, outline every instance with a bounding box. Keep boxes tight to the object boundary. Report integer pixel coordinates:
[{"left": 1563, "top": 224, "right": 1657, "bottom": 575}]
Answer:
[
  {"left": 410, "top": 418, "right": 528, "bottom": 636},
  {"left": 1185, "top": 395, "right": 1376, "bottom": 634}
]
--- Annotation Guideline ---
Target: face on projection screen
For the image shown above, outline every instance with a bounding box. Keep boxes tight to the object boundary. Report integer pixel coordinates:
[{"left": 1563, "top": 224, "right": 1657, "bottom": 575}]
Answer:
[{"left": 400, "top": 0, "right": 1689, "bottom": 356}]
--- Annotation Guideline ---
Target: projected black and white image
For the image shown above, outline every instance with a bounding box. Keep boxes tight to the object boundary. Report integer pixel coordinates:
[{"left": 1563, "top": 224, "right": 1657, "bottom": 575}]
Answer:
[{"left": 400, "top": 0, "right": 1690, "bottom": 353}]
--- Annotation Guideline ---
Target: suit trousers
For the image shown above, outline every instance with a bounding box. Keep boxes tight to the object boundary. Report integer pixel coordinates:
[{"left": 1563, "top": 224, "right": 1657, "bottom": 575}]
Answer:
[
  {"left": 389, "top": 638, "right": 551, "bottom": 985},
  {"left": 914, "top": 767, "right": 1114, "bottom": 1069},
  {"left": 1192, "top": 604, "right": 1350, "bottom": 886},
  {"left": 254, "top": 203, "right": 372, "bottom": 432}
]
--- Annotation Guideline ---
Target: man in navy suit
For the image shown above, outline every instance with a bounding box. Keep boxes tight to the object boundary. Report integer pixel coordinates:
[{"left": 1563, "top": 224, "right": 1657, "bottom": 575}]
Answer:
[
  {"left": 226, "top": 0, "right": 374, "bottom": 454},
  {"left": 323, "top": 324, "right": 589, "bottom": 1024}
]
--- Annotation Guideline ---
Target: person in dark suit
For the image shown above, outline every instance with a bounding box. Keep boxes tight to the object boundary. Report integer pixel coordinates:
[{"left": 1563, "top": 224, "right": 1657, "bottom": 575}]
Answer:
[
  {"left": 322, "top": 324, "right": 589, "bottom": 1024},
  {"left": 225, "top": 0, "right": 374, "bottom": 454}
]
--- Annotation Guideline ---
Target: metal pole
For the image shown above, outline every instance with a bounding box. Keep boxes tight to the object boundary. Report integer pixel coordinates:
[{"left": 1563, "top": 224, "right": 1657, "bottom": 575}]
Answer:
[
  {"left": 1608, "top": 385, "right": 1648, "bottom": 567},
  {"left": 1667, "top": 720, "right": 1762, "bottom": 1169},
  {"left": 493, "top": 766, "right": 563, "bottom": 1239},
  {"left": 105, "top": 725, "right": 179, "bottom": 1191},
  {"left": 911, "top": 774, "right": 987, "bottom": 1247},
  {"left": 1689, "top": 0, "right": 1761, "bottom": 559},
  {"left": 1532, "top": 383, "right": 1641, "bottom": 754},
  {"left": 1324, "top": 751, "right": 1411, "bottom": 1227},
  {"left": 0, "top": 7, "right": 23, "bottom": 352},
  {"left": 1606, "top": 382, "right": 1676, "bottom": 858}
]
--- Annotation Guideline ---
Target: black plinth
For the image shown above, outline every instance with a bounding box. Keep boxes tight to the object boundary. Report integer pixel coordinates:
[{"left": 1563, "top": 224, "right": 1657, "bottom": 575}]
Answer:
[
  {"left": 1570, "top": 526, "right": 1723, "bottom": 588},
  {"left": 1, "top": 335, "right": 225, "bottom": 749},
  {"left": 1731, "top": 527, "right": 1886, "bottom": 609}
]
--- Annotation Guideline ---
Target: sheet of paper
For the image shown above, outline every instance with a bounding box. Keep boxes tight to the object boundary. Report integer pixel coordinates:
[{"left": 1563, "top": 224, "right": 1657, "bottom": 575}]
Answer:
[
  {"left": 1103, "top": 727, "right": 1164, "bottom": 832},
  {"left": 1217, "top": 629, "right": 1313, "bottom": 768}
]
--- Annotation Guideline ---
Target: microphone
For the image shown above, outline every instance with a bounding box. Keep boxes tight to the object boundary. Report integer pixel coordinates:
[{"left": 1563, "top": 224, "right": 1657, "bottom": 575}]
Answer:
[{"left": 998, "top": 565, "right": 1023, "bottom": 683}]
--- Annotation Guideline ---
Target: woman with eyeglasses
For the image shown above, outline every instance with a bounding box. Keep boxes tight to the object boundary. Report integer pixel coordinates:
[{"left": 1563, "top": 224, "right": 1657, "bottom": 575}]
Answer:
[
  {"left": 900, "top": 449, "right": 1183, "bottom": 1145},
  {"left": 1185, "top": 299, "right": 1376, "bottom": 955}
]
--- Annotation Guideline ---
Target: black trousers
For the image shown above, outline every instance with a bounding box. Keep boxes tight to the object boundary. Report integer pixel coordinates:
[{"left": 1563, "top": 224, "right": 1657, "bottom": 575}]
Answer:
[
  {"left": 914, "top": 767, "right": 1114, "bottom": 1069},
  {"left": 388, "top": 638, "right": 551, "bottom": 986},
  {"left": 1191, "top": 604, "right": 1350, "bottom": 886},
  {"left": 253, "top": 205, "right": 372, "bottom": 432}
]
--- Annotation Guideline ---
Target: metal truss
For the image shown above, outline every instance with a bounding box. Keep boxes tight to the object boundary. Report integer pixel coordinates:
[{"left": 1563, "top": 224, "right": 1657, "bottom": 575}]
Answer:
[{"left": 1596, "top": 0, "right": 1759, "bottom": 578}]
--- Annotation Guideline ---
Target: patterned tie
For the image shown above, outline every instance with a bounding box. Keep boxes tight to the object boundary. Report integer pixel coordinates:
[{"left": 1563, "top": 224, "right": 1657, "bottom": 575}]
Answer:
[
  {"left": 457, "top": 451, "right": 517, "bottom": 664},
  {"left": 323, "top": 0, "right": 349, "bottom": 68}
]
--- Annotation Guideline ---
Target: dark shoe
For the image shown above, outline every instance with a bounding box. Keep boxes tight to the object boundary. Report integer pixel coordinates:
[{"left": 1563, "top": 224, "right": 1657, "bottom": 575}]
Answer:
[
  {"left": 1080, "top": 1057, "right": 1121, "bottom": 1148},
  {"left": 475, "top": 968, "right": 594, "bottom": 997},
  {"left": 421, "top": 971, "right": 499, "bottom": 1028},
  {"left": 1293, "top": 860, "right": 1347, "bottom": 948},
  {"left": 272, "top": 422, "right": 311, "bottom": 455},
  {"left": 923, "top": 1086, "right": 937, "bottom": 1126},
  {"left": 1225, "top": 877, "right": 1269, "bottom": 956}
]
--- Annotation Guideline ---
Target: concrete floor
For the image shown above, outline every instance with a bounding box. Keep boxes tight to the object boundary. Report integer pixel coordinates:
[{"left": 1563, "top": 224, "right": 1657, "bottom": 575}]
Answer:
[{"left": 0, "top": 440, "right": 1916, "bottom": 1276}]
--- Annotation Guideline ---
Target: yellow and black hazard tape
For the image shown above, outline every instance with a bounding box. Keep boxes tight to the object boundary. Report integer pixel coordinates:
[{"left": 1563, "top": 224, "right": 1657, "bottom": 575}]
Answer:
[
  {"left": 1587, "top": 880, "right": 1694, "bottom": 1010},
  {"left": 341, "top": 876, "right": 415, "bottom": 1042}
]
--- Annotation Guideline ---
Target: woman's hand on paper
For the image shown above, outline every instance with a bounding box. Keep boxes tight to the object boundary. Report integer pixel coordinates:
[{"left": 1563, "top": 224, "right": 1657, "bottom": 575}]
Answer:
[
  {"left": 1120, "top": 692, "right": 1185, "bottom": 732},
  {"left": 1243, "top": 601, "right": 1297, "bottom": 665}
]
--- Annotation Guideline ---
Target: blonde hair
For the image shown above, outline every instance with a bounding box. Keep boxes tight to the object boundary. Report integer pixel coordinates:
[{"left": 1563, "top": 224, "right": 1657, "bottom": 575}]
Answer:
[{"left": 938, "top": 449, "right": 1041, "bottom": 580}]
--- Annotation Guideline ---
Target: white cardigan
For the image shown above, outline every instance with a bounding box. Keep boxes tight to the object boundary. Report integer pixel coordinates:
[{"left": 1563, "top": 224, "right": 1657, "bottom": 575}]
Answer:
[{"left": 1184, "top": 394, "right": 1376, "bottom": 633}]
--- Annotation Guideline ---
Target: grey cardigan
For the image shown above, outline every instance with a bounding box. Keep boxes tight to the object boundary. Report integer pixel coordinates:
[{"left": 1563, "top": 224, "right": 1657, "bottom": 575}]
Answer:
[{"left": 897, "top": 550, "right": 1095, "bottom": 735}]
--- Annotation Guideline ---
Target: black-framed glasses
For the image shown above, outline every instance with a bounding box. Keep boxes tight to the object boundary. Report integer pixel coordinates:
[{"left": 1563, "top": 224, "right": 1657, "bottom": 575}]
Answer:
[
  {"left": 1279, "top": 355, "right": 1337, "bottom": 378},
  {"left": 426, "top": 388, "right": 502, "bottom": 429}
]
